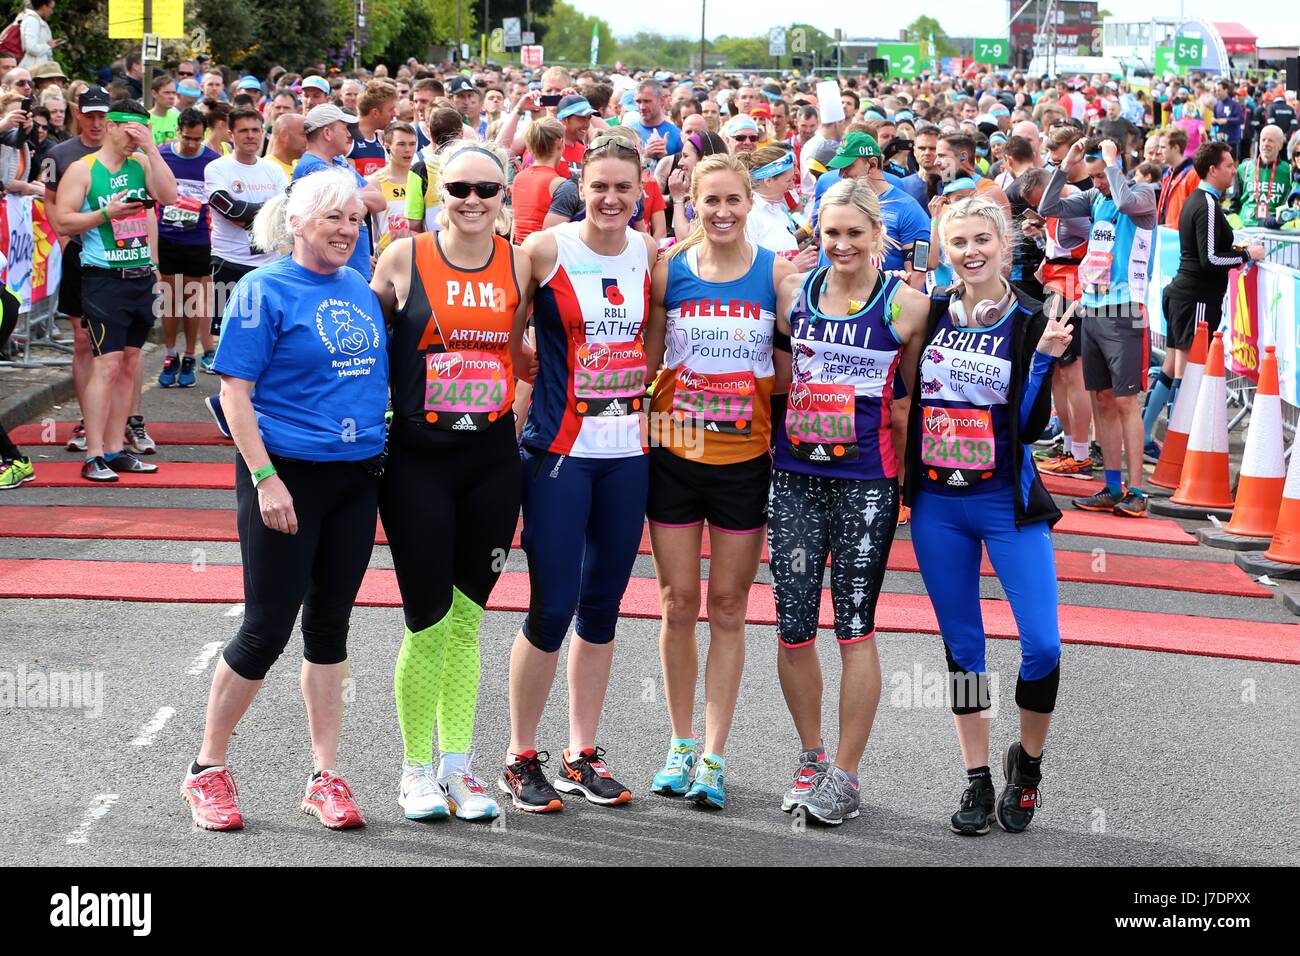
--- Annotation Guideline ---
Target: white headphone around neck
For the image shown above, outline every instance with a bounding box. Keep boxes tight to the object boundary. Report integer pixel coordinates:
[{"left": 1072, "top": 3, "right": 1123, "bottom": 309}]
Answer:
[{"left": 950, "top": 279, "right": 1013, "bottom": 328}]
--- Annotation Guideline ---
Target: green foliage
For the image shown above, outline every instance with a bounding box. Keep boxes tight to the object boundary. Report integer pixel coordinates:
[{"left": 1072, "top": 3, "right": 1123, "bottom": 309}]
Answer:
[
  {"left": 903, "top": 15, "right": 957, "bottom": 58},
  {"left": 535, "top": 0, "right": 610, "bottom": 65}
]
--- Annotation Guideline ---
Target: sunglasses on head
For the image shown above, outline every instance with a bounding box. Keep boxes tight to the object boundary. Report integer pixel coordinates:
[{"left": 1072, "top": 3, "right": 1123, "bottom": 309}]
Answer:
[
  {"left": 588, "top": 133, "right": 639, "bottom": 155},
  {"left": 445, "top": 180, "right": 502, "bottom": 199}
]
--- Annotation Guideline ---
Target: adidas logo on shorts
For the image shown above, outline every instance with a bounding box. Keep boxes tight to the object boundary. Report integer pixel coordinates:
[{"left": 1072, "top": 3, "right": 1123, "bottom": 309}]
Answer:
[
  {"left": 810, "top": 445, "right": 830, "bottom": 462},
  {"left": 946, "top": 470, "right": 968, "bottom": 487},
  {"left": 705, "top": 421, "right": 720, "bottom": 432},
  {"left": 453, "top": 414, "right": 477, "bottom": 430},
  {"left": 599, "top": 401, "right": 625, "bottom": 417}
]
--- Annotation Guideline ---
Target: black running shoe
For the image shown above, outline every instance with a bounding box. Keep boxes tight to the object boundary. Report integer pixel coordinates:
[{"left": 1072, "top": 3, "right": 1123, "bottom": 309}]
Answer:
[
  {"left": 950, "top": 774, "right": 995, "bottom": 836},
  {"left": 81, "top": 456, "right": 119, "bottom": 483},
  {"left": 107, "top": 451, "right": 159, "bottom": 474},
  {"left": 497, "top": 750, "right": 563, "bottom": 813},
  {"left": 554, "top": 746, "right": 632, "bottom": 806},
  {"left": 1072, "top": 487, "right": 1124, "bottom": 512},
  {"left": 996, "top": 743, "right": 1042, "bottom": 834}
]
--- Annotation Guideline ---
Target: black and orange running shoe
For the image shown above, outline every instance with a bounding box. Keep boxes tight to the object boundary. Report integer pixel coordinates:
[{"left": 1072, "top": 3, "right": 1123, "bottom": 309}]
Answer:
[
  {"left": 554, "top": 746, "right": 632, "bottom": 806},
  {"left": 498, "top": 750, "right": 564, "bottom": 813},
  {"left": 1071, "top": 486, "right": 1125, "bottom": 512}
]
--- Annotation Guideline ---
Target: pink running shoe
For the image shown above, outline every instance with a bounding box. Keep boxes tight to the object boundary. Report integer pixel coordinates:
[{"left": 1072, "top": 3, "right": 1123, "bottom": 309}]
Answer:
[
  {"left": 301, "top": 771, "right": 366, "bottom": 830},
  {"left": 180, "top": 766, "right": 246, "bottom": 831}
]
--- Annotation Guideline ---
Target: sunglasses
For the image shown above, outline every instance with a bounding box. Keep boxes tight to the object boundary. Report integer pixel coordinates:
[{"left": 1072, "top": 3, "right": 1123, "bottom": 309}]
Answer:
[
  {"left": 445, "top": 180, "right": 503, "bottom": 199},
  {"left": 177, "top": 71, "right": 195, "bottom": 77},
  {"left": 732, "top": 134, "right": 758, "bottom": 142}
]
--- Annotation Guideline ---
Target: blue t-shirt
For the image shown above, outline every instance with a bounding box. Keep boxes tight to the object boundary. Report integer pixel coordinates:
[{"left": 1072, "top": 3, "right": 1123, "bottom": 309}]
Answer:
[
  {"left": 893, "top": 171, "right": 928, "bottom": 208},
  {"left": 622, "top": 117, "right": 683, "bottom": 156},
  {"left": 815, "top": 180, "right": 931, "bottom": 272},
  {"left": 212, "top": 257, "right": 389, "bottom": 461},
  {"left": 292, "top": 153, "right": 374, "bottom": 278}
]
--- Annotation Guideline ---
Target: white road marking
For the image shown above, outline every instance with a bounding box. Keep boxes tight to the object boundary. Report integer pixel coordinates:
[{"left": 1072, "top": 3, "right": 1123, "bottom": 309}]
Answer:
[
  {"left": 131, "top": 707, "right": 176, "bottom": 747},
  {"left": 186, "top": 641, "right": 223, "bottom": 676},
  {"left": 66, "top": 793, "right": 119, "bottom": 845},
  {"left": 224, "top": 603, "right": 244, "bottom": 617}
]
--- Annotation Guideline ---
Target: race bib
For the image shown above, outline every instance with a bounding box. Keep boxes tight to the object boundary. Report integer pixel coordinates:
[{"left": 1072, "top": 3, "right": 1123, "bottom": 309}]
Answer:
[
  {"left": 424, "top": 349, "right": 510, "bottom": 432},
  {"left": 671, "top": 367, "right": 755, "bottom": 435},
  {"left": 921, "top": 406, "right": 995, "bottom": 482},
  {"left": 785, "top": 382, "right": 857, "bottom": 462},
  {"left": 573, "top": 339, "right": 647, "bottom": 417},
  {"left": 112, "top": 211, "right": 149, "bottom": 242},
  {"left": 161, "top": 195, "right": 202, "bottom": 229},
  {"left": 1078, "top": 220, "right": 1115, "bottom": 290}
]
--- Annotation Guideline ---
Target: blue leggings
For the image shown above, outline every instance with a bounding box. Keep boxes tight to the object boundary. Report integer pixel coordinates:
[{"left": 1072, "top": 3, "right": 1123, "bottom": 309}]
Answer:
[
  {"left": 911, "top": 488, "right": 1061, "bottom": 714},
  {"left": 520, "top": 449, "right": 649, "bottom": 653}
]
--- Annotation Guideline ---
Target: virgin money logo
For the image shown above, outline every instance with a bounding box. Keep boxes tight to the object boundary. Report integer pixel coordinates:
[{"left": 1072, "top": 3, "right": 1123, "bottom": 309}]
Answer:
[
  {"left": 677, "top": 367, "right": 706, "bottom": 390},
  {"left": 925, "top": 409, "right": 953, "bottom": 434},
  {"left": 428, "top": 353, "right": 464, "bottom": 379},
  {"left": 577, "top": 342, "right": 610, "bottom": 371},
  {"left": 789, "top": 383, "right": 812, "bottom": 410}
]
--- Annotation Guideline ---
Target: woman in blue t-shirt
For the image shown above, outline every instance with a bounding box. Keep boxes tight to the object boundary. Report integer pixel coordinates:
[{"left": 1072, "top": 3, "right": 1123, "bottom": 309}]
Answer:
[{"left": 179, "top": 167, "right": 390, "bottom": 835}]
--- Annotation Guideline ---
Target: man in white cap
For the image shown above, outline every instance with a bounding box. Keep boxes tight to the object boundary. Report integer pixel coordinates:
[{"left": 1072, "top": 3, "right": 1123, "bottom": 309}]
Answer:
[
  {"left": 293, "top": 103, "right": 385, "bottom": 278},
  {"left": 300, "top": 75, "right": 332, "bottom": 112}
]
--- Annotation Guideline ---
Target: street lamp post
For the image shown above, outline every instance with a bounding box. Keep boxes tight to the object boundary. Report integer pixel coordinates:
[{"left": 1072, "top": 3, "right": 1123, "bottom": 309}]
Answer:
[{"left": 700, "top": 1, "right": 706, "bottom": 73}]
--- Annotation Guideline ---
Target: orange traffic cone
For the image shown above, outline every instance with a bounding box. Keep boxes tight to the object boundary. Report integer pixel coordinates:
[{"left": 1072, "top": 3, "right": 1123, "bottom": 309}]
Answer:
[
  {"left": 1226, "top": 346, "right": 1286, "bottom": 537},
  {"left": 1171, "top": 331, "right": 1234, "bottom": 509},
  {"left": 1264, "top": 437, "right": 1300, "bottom": 565},
  {"left": 1150, "top": 320, "right": 1208, "bottom": 490}
]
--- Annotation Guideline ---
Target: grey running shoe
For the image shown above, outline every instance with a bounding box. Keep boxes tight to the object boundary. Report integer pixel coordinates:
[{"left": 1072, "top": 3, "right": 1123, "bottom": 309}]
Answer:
[
  {"left": 107, "top": 451, "right": 159, "bottom": 474},
  {"left": 781, "top": 747, "right": 829, "bottom": 812},
  {"left": 81, "top": 456, "right": 119, "bottom": 483},
  {"left": 798, "top": 767, "right": 860, "bottom": 825},
  {"left": 126, "top": 415, "right": 157, "bottom": 455},
  {"left": 65, "top": 421, "right": 87, "bottom": 452}
]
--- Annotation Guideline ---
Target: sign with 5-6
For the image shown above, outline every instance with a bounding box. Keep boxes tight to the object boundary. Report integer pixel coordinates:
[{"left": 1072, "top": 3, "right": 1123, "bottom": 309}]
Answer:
[
  {"left": 974, "top": 37, "right": 1009, "bottom": 65},
  {"left": 877, "top": 42, "right": 923, "bottom": 77},
  {"left": 1173, "top": 35, "right": 1204, "bottom": 67}
]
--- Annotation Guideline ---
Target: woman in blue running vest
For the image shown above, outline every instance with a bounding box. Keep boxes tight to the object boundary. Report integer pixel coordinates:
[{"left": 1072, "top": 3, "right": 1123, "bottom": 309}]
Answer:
[{"left": 903, "top": 195, "right": 1073, "bottom": 838}]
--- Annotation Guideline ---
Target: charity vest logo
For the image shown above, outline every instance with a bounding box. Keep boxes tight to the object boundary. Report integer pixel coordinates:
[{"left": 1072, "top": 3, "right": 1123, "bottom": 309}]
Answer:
[
  {"left": 577, "top": 342, "right": 612, "bottom": 371},
  {"left": 428, "top": 353, "right": 464, "bottom": 379},
  {"left": 601, "top": 278, "right": 625, "bottom": 305}
]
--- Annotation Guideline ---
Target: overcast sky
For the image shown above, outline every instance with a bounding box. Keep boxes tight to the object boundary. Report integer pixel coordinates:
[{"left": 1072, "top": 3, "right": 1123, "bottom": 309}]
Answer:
[{"left": 571, "top": 0, "right": 1300, "bottom": 40}]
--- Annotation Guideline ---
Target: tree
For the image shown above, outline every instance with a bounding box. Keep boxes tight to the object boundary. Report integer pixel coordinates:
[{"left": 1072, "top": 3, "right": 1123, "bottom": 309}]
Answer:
[
  {"left": 902, "top": 15, "right": 957, "bottom": 58},
  {"left": 535, "top": 1, "right": 612, "bottom": 65}
]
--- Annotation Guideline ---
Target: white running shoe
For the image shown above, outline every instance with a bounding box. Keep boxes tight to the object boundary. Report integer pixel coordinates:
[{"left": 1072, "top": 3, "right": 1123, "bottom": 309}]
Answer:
[
  {"left": 441, "top": 769, "right": 500, "bottom": 821},
  {"left": 398, "top": 764, "right": 450, "bottom": 820}
]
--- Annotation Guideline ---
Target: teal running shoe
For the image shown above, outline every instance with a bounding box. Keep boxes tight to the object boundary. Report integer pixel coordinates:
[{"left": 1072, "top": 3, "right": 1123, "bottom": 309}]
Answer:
[
  {"left": 685, "top": 754, "right": 725, "bottom": 809},
  {"left": 651, "top": 742, "right": 695, "bottom": 796}
]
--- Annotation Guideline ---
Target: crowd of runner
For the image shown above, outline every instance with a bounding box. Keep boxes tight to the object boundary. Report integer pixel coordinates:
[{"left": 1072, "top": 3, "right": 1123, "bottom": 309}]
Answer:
[{"left": 0, "top": 11, "right": 1293, "bottom": 833}]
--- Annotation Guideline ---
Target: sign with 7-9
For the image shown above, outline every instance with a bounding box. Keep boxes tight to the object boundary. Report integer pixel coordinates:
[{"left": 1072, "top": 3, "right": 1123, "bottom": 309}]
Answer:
[
  {"left": 1173, "top": 35, "right": 1204, "bottom": 67},
  {"left": 974, "top": 37, "right": 1009, "bottom": 65},
  {"left": 877, "top": 42, "right": 924, "bottom": 77}
]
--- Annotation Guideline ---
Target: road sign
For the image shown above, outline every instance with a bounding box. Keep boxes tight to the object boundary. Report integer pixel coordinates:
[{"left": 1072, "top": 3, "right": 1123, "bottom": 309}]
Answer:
[
  {"left": 877, "top": 42, "right": 923, "bottom": 78},
  {"left": 142, "top": 33, "right": 163, "bottom": 62},
  {"left": 521, "top": 45, "right": 544, "bottom": 70},
  {"left": 503, "top": 17, "right": 522, "bottom": 49},
  {"left": 973, "top": 37, "right": 1009, "bottom": 65},
  {"left": 1173, "top": 35, "right": 1204, "bottom": 68},
  {"left": 768, "top": 28, "right": 786, "bottom": 58},
  {"left": 1154, "top": 47, "right": 1176, "bottom": 75},
  {"left": 108, "top": 0, "right": 184, "bottom": 39},
  {"left": 523, "top": 31, "right": 535, "bottom": 45}
]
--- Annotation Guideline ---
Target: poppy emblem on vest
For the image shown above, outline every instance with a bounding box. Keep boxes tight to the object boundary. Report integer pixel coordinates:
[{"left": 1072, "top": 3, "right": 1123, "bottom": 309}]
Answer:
[{"left": 601, "top": 278, "right": 624, "bottom": 305}]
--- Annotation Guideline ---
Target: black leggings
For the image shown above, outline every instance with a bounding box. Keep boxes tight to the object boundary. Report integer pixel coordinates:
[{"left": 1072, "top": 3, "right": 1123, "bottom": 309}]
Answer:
[
  {"left": 379, "top": 428, "right": 521, "bottom": 632},
  {"left": 223, "top": 455, "right": 380, "bottom": 681}
]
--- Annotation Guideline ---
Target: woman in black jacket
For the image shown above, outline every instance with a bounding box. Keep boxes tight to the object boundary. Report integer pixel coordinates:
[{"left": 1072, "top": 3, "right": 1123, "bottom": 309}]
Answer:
[{"left": 903, "top": 195, "right": 1072, "bottom": 838}]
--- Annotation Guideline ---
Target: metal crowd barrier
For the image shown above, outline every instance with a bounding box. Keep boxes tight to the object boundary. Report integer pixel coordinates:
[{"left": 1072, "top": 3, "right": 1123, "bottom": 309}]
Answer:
[{"left": 0, "top": 292, "right": 71, "bottom": 368}]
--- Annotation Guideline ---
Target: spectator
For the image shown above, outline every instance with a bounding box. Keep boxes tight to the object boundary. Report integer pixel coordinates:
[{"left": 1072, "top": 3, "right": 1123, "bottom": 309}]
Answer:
[
  {"left": 30, "top": 59, "right": 64, "bottom": 95},
  {"left": 39, "top": 85, "right": 64, "bottom": 140},
  {"left": 17, "top": 1, "right": 62, "bottom": 70},
  {"left": 121, "top": 51, "right": 143, "bottom": 100},
  {"left": 149, "top": 73, "right": 179, "bottom": 145}
]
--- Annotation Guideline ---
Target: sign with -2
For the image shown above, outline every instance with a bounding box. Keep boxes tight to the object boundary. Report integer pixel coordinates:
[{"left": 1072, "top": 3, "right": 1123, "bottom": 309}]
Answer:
[{"left": 877, "top": 42, "right": 923, "bottom": 77}]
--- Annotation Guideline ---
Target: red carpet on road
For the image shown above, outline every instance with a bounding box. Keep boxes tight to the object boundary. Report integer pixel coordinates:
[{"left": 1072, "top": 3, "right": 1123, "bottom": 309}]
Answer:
[
  {"left": 10, "top": 421, "right": 231, "bottom": 446},
  {"left": 29, "top": 462, "right": 235, "bottom": 489},
  {"left": 0, "top": 506, "right": 1258, "bottom": 597},
  {"left": 0, "top": 559, "right": 1293, "bottom": 664}
]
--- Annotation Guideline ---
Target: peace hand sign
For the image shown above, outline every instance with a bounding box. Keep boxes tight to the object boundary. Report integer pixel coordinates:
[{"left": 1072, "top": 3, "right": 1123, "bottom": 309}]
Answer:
[{"left": 1037, "top": 299, "right": 1076, "bottom": 358}]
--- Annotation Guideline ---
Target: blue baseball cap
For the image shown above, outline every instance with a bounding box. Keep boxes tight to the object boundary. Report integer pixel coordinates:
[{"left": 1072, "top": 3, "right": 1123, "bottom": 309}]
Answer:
[
  {"left": 237, "top": 76, "right": 263, "bottom": 92},
  {"left": 557, "top": 95, "right": 595, "bottom": 119},
  {"left": 943, "top": 177, "right": 978, "bottom": 195},
  {"left": 620, "top": 89, "right": 636, "bottom": 110}
]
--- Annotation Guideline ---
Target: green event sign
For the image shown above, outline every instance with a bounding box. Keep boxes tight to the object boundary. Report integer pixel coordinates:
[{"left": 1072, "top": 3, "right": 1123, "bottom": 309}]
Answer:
[
  {"left": 973, "top": 37, "right": 1010, "bottom": 65},
  {"left": 1153, "top": 47, "right": 1175, "bottom": 74},
  {"left": 877, "top": 42, "right": 923, "bottom": 77},
  {"left": 1173, "top": 35, "right": 1204, "bottom": 67}
]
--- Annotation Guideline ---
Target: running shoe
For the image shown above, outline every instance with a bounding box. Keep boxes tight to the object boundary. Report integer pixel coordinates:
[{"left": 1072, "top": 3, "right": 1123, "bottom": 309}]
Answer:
[
  {"left": 200, "top": 349, "right": 218, "bottom": 374},
  {"left": 1072, "top": 487, "right": 1125, "bottom": 512},
  {"left": 0, "top": 457, "right": 35, "bottom": 490},
  {"left": 799, "top": 767, "right": 860, "bottom": 825},
  {"left": 126, "top": 415, "right": 157, "bottom": 455},
  {"left": 301, "top": 770, "right": 366, "bottom": 830},
  {"left": 897, "top": 504, "right": 911, "bottom": 526},
  {"left": 995, "top": 743, "right": 1042, "bottom": 834},
  {"left": 65, "top": 421, "right": 86, "bottom": 452},
  {"left": 1143, "top": 439, "right": 1162, "bottom": 465},
  {"left": 1033, "top": 415, "right": 1064, "bottom": 446},
  {"left": 1032, "top": 436, "right": 1064, "bottom": 461},
  {"left": 158, "top": 355, "right": 179, "bottom": 388},
  {"left": 180, "top": 765, "right": 245, "bottom": 831},
  {"left": 950, "top": 774, "right": 996, "bottom": 836},
  {"left": 684, "top": 754, "right": 725, "bottom": 809},
  {"left": 498, "top": 750, "right": 564, "bottom": 813},
  {"left": 1089, "top": 442, "right": 1105, "bottom": 469},
  {"left": 781, "top": 747, "right": 830, "bottom": 812},
  {"left": 1113, "top": 490, "right": 1149, "bottom": 518},
  {"left": 81, "top": 456, "right": 118, "bottom": 483},
  {"left": 442, "top": 769, "right": 500, "bottom": 821},
  {"left": 1038, "top": 453, "right": 1094, "bottom": 477},
  {"left": 107, "top": 450, "right": 158, "bottom": 474},
  {"left": 651, "top": 742, "right": 696, "bottom": 796},
  {"left": 553, "top": 746, "right": 633, "bottom": 806},
  {"left": 178, "top": 355, "right": 197, "bottom": 388},
  {"left": 398, "top": 763, "right": 450, "bottom": 821}
]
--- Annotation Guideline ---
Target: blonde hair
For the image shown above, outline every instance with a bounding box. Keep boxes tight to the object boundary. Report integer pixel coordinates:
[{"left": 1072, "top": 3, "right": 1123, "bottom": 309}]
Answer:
[
  {"left": 817, "top": 177, "right": 895, "bottom": 259},
  {"left": 524, "top": 116, "right": 565, "bottom": 161},
  {"left": 435, "top": 139, "right": 512, "bottom": 236},
  {"left": 665, "top": 153, "right": 753, "bottom": 260},
  {"left": 937, "top": 194, "right": 1010, "bottom": 248},
  {"left": 252, "top": 167, "right": 364, "bottom": 257}
]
